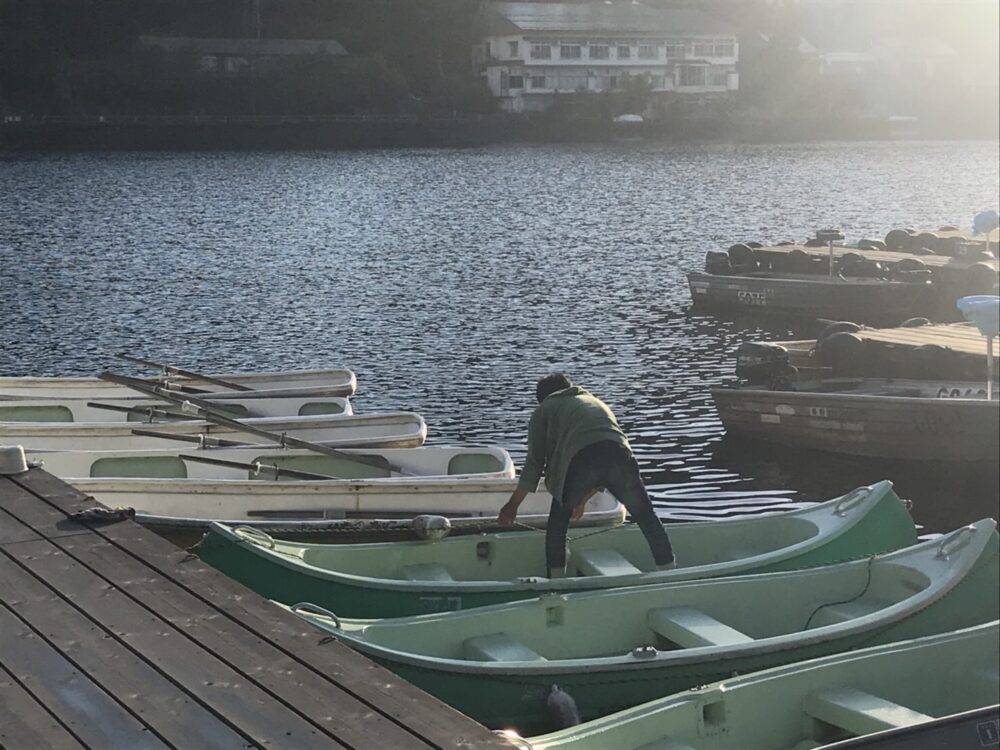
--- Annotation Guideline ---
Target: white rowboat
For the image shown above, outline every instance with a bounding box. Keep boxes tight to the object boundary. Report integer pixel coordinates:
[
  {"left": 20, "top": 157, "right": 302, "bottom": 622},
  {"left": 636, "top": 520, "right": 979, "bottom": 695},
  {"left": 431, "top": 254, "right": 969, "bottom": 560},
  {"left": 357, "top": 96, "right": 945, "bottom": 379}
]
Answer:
[
  {"left": 0, "top": 412, "right": 426, "bottom": 451},
  {"left": 0, "top": 368, "right": 357, "bottom": 400},
  {"left": 0, "top": 395, "right": 352, "bottom": 422}
]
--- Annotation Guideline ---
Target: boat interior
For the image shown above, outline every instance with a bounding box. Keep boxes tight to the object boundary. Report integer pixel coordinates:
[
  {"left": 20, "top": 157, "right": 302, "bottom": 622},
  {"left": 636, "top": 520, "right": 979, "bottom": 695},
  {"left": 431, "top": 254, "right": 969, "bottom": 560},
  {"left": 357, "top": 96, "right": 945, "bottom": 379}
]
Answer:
[
  {"left": 286, "top": 510, "right": 821, "bottom": 582},
  {"left": 34, "top": 447, "right": 510, "bottom": 481}
]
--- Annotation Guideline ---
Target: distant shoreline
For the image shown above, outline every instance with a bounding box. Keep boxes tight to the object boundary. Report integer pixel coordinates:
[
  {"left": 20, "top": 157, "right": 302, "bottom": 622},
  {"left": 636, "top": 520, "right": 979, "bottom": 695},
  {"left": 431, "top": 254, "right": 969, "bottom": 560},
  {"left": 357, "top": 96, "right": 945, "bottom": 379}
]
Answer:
[{"left": 1, "top": 114, "right": 996, "bottom": 151}]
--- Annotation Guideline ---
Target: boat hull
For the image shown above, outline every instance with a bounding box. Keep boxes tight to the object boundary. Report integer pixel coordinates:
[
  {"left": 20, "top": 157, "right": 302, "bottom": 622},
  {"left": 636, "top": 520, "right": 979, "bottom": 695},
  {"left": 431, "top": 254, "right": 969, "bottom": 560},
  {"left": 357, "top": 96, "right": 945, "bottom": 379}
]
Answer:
[
  {"left": 687, "top": 271, "right": 932, "bottom": 324},
  {"left": 712, "top": 382, "right": 999, "bottom": 461}
]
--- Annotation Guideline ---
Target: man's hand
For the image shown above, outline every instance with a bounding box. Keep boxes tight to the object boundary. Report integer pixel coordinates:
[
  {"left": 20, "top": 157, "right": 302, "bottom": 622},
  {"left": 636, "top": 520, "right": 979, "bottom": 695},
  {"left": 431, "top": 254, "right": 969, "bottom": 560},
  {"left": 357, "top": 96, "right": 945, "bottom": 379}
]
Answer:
[
  {"left": 498, "top": 487, "right": 529, "bottom": 527},
  {"left": 570, "top": 502, "right": 586, "bottom": 521},
  {"left": 498, "top": 501, "right": 519, "bottom": 527}
]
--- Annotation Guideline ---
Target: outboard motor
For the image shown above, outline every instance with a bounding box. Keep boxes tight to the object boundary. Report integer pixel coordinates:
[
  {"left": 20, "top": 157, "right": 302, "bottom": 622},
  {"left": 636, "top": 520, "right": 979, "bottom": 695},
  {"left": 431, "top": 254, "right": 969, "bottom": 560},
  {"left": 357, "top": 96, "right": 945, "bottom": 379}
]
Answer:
[
  {"left": 736, "top": 342, "right": 790, "bottom": 385},
  {"left": 705, "top": 251, "right": 733, "bottom": 275}
]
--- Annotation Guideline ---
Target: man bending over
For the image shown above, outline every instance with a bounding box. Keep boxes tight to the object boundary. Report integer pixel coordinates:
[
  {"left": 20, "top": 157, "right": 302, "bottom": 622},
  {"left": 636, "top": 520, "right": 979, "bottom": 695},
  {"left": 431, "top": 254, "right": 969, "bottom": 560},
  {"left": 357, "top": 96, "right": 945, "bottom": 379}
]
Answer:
[{"left": 498, "top": 372, "right": 675, "bottom": 578}]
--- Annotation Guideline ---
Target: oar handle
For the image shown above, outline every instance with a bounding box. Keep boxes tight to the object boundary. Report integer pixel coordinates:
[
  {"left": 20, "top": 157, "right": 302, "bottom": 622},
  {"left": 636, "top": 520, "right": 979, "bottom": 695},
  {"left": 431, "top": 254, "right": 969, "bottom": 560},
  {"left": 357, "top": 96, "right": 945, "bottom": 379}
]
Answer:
[
  {"left": 86, "top": 401, "right": 193, "bottom": 421},
  {"left": 115, "top": 353, "right": 253, "bottom": 391},
  {"left": 178, "top": 453, "right": 342, "bottom": 481}
]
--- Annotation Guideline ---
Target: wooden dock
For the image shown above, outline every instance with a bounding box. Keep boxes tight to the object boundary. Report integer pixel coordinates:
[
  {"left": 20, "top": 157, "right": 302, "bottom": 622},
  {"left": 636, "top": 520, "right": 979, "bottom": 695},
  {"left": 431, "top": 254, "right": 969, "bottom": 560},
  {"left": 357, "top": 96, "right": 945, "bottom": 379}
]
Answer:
[{"left": 0, "top": 467, "right": 511, "bottom": 750}]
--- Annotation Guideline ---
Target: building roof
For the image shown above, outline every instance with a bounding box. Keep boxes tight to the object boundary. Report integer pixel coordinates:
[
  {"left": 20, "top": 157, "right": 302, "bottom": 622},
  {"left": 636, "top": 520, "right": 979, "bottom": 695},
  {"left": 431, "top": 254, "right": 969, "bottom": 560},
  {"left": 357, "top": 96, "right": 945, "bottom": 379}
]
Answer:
[
  {"left": 485, "top": 2, "right": 732, "bottom": 35},
  {"left": 140, "top": 36, "right": 348, "bottom": 56}
]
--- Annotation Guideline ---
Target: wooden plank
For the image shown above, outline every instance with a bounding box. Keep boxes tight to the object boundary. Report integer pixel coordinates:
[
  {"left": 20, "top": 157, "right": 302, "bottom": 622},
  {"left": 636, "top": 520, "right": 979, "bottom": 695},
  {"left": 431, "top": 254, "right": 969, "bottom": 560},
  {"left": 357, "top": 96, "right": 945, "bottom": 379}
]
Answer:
[
  {"left": 0, "top": 604, "right": 169, "bottom": 750},
  {"left": 0, "top": 663, "right": 88, "bottom": 750},
  {"left": 54, "top": 533, "right": 436, "bottom": 749},
  {"left": 0, "top": 480, "right": 94, "bottom": 544},
  {"left": 6, "top": 470, "right": 506, "bottom": 749},
  {"left": 2, "top": 537, "right": 349, "bottom": 750},
  {"left": 0, "top": 539, "right": 258, "bottom": 750}
]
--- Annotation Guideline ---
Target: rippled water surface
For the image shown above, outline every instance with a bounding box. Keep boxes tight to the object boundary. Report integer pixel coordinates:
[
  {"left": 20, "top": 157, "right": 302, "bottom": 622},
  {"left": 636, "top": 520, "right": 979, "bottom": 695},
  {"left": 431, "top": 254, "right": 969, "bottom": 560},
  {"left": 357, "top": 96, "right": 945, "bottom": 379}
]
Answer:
[{"left": 2, "top": 141, "right": 998, "bottom": 531}]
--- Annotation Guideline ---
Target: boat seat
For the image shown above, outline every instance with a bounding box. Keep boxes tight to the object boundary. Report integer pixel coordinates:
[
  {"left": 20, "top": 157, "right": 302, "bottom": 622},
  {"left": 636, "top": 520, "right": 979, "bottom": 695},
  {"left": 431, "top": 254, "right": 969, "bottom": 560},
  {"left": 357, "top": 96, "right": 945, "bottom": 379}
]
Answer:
[
  {"left": 807, "top": 598, "right": 893, "bottom": 629},
  {"left": 573, "top": 548, "right": 642, "bottom": 577},
  {"left": 805, "top": 687, "right": 933, "bottom": 735},
  {"left": 399, "top": 563, "right": 455, "bottom": 582},
  {"left": 646, "top": 607, "right": 754, "bottom": 649},
  {"left": 463, "top": 633, "right": 546, "bottom": 662},
  {"left": 636, "top": 739, "right": 698, "bottom": 750}
]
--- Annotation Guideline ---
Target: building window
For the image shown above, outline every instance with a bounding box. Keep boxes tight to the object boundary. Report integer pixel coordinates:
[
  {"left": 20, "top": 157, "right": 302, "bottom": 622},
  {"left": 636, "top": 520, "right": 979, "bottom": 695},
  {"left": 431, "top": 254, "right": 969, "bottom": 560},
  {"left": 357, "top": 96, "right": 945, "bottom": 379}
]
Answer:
[
  {"left": 679, "top": 65, "right": 707, "bottom": 86},
  {"left": 508, "top": 75, "right": 524, "bottom": 89},
  {"left": 589, "top": 44, "right": 609, "bottom": 60},
  {"left": 710, "top": 69, "right": 729, "bottom": 86},
  {"left": 617, "top": 45, "right": 631, "bottom": 59},
  {"left": 638, "top": 44, "right": 658, "bottom": 60},
  {"left": 560, "top": 44, "right": 582, "bottom": 59},
  {"left": 484, "top": 42, "right": 491, "bottom": 58},
  {"left": 508, "top": 41, "right": 519, "bottom": 57},
  {"left": 664, "top": 42, "right": 685, "bottom": 58},
  {"left": 714, "top": 41, "right": 735, "bottom": 57},
  {"left": 530, "top": 43, "right": 551, "bottom": 59},
  {"left": 608, "top": 75, "right": 618, "bottom": 89},
  {"left": 530, "top": 75, "right": 547, "bottom": 89},
  {"left": 693, "top": 41, "right": 714, "bottom": 57}
]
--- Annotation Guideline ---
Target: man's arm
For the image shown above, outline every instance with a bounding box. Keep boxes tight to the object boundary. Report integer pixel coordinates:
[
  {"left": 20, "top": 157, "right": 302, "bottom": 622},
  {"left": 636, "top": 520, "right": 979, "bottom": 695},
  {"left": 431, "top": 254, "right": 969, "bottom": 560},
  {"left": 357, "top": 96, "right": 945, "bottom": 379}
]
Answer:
[{"left": 498, "top": 408, "right": 546, "bottom": 526}]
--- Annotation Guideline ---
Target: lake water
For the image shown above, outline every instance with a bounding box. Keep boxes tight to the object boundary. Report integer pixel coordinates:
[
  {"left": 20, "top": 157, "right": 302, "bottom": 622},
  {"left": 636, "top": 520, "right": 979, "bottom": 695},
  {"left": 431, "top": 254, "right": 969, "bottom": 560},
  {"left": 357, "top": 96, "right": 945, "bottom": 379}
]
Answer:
[{"left": 2, "top": 141, "right": 998, "bottom": 532}]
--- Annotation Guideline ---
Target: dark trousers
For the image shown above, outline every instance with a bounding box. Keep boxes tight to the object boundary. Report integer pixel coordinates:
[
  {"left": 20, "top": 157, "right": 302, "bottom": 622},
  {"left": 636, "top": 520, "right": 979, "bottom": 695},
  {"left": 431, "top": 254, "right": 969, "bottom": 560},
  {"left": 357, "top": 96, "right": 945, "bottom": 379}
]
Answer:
[{"left": 545, "top": 440, "right": 674, "bottom": 572}]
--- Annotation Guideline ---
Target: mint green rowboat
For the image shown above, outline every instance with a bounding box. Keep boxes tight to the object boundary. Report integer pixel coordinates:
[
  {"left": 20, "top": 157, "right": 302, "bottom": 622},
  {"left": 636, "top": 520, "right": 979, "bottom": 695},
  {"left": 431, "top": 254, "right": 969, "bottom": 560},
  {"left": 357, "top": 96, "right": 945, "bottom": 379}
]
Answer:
[
  {"left": 517, "top": 621, "right": 999, "bottom": 749},
  {"left": 287, "top": 520, "right": 999, "bottom": 735},
  {"left": 197, "top": 480, "right": 916, "bottom": 617}
]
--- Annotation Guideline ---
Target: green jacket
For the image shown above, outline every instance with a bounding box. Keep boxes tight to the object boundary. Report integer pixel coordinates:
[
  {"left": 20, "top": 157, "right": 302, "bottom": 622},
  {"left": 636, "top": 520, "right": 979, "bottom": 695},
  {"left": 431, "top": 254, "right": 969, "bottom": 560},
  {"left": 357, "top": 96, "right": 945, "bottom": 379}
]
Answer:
[{"left": 517, "top": 386, "right": 630, "bottom": 503}]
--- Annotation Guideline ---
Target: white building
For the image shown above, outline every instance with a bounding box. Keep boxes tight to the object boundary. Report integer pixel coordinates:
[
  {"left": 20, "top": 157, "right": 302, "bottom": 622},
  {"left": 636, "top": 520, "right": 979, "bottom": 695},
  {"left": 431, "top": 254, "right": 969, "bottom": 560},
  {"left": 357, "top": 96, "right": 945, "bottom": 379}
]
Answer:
[{"left": 473, "top": 1, "right": 739, "bottom": 114}]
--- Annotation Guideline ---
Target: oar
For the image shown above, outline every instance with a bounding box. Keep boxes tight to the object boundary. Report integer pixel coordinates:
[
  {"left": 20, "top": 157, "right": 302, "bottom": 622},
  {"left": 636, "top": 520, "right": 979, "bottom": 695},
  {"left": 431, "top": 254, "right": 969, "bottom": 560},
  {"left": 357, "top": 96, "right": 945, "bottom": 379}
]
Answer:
[
  {"left": 130, "top": 429, "right": 256, "bottom": 448},
  {"left": 87, "top": 401, "right": 198, "bottom": 422},
  {"left": 179, "top": 453, "right": 343, "bottom": 481},
  {"left": 115, "top": 353, "right": 254, "bottom": 392},
  {"left": 98, "top": 371, "right": 405, "bottom": 475}
]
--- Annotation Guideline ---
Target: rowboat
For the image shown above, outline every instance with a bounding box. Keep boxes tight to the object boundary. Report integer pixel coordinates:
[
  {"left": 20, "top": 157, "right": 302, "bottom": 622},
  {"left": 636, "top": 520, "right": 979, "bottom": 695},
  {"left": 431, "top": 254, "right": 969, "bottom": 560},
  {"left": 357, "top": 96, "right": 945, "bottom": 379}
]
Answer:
[
  {"left": 0, "top": 395, "right": 352, "bottom": 422},
  {"left": 287, "top": 520, "right": 998, "bottom": 734},
  {"left": 0, "top": 368, "right": 357, "bottom": 399},
  {"left": 0, "top": 411, "right": 426, "bottom": 451},
  {"left": 25, "top": 445, "right": 590, "bottom": 536},
  {"left": 712, "top": 378, "right": 999, "bottom": 461},
  {"left": 519, "top": 622, "right": 999, "bottom": 749},
  {"left": 196, "top": 481, "right": 917, "bottom": 617}
]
